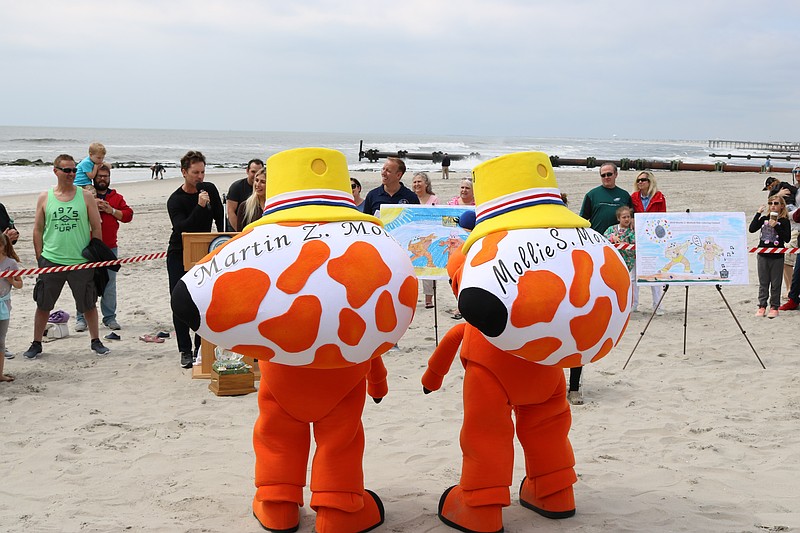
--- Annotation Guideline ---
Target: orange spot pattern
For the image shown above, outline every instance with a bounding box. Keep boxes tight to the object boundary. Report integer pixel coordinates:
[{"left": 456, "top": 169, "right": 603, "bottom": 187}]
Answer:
[
  {"left": 590, "top": 338, "right": 614, "bottom": 363},
  {"left": 313, "top": 344, "right": 350, "bottom": 368},
  {"left": 510, "top": 271, "right": 566, "bottom": 328},
  {"left": 232, "top": 344, "right": 275, "bottom": 362},
  {"left": 207, "top": 268, "right": 270, "bottom": 332},
  {"left": 375, "top": 290, "right": 398, "bottom": 333},
  {"left": 558, "top": 353, "right": 583, "bottom": 368},
  {"left": 338, "top": 308, "right": 367, "bottom": 346},
  {"left": 258, "top": 295, "right": 321, "bottom": 353},
  {"left": 514, "top": 336, "right": 563, "bottom": 363},
  {"left": 615, "top": 313, "right": 631, "bottom": 345},
  {"left": 600, "top": 246, "right": 631, "bottom": 311},
  {"left": 470, "top": 231, "right": 507, "bottom": 267},
  {"left": 370, "top": 341, "right": 396, "bottom": 360},
  {"left": 276, "top": 240, "right": 330, "bottom": 294},
  {"left": 328, "top": 242, "right": 391, "bottom": 308},
  {"left": 570, "top": 296, "right": 612, "bottom": 351},
  {"left": 398, "top": 275, "right": 419, "bottom": 310},
  {"left": 195, "top": 227, "right": 253, "bottom": 265},
  {"left": 569, "top": 250, "right": 593, "bottom": 308}
]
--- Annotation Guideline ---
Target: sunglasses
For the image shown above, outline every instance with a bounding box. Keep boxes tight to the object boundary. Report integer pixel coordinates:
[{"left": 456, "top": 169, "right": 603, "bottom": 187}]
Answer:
[
  {"left": 351, "top": 183, "right": 358, "bottom": 189},
  {"left": 637, "top": 178, "right": 650, "bottom": 183},
  {"left": 600, "top": 172, "right": 614, "bottom": 178},
  {"left": 768, "top": 201, "right": 782, "bottom": 205},
  {"left": 56, "top": 166, "right": 77, "bottom": 174}
]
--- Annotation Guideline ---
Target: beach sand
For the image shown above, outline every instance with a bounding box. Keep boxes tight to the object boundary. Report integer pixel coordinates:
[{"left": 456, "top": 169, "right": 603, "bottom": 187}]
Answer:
[{"left": 1, "top": 168, "right": 798, "bottom": 533}]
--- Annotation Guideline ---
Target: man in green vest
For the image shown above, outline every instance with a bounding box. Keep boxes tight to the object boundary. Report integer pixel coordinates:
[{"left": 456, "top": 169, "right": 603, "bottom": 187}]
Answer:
[{"left": 23, "top": 154, "right": 109, "bottom": 358}]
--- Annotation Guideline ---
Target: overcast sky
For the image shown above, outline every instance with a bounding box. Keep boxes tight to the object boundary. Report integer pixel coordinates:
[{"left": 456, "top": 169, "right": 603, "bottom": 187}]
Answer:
[{"left": 1, "top": 1, "right": 798, "bottom": 141}]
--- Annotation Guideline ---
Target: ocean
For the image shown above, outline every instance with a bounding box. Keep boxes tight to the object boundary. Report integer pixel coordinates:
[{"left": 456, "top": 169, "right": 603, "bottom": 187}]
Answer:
[{"left": 0, "top": 125, "right": 777, "bottom": 196}]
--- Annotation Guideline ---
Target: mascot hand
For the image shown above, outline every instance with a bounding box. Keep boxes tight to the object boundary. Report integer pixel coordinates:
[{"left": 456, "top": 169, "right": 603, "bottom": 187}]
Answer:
[
  {"left": 367, "top": 357, "right": 388, "bottom": 403},
  {"left": 368, "top": 380, "right": 388, "bottom": 403},
  {"left": 421, "top": 369, "right": 444, "bottom": 393}
]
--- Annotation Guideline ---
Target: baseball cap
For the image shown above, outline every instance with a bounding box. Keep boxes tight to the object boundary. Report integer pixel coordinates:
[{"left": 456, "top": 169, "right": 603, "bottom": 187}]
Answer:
[{"left": 763, "top": 177, "right": 778, "bottom": 191}]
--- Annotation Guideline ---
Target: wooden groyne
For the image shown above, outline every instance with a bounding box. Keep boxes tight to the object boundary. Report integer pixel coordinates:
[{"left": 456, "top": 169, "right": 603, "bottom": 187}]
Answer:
[{"left": 708, "top": 139, "right": 800, "bottom": 152}]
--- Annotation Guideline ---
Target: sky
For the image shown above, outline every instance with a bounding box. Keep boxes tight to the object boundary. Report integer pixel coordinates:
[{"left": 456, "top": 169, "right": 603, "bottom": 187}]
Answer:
[{"left": 1, "top": 0, "right": 799, "bottom": 141}]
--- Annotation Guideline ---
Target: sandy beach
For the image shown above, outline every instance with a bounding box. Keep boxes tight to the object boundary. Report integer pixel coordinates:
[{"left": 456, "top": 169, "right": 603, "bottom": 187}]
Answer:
[{"left": 1, "top": 167, "right": 798, "bottom": 533}]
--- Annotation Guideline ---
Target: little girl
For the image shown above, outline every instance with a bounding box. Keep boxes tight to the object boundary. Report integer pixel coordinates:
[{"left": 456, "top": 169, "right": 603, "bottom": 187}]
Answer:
[
  {"left": 604, "top": 206, "right": 639, "bottom": 310},
  {"left": 749, "top": 195, "right": 791, "bottom": 318},
  {"left": 0, "top": 232, "right": 22, "bottom": 382}
]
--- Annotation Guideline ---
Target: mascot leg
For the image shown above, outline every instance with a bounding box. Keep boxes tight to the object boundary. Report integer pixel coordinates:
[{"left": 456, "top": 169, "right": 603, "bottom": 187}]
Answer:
[
  {"left": 515, "top": 375, "right": 577, "bottom": 519},
  {"left": 438, "top": 362, "right": 511, "bottom": 533},
  {"left": 253, "top": 379, "right": 309, "bottom": 532},
  {"left": 311, "top": 378, "right": 385, "bottom": 533}
]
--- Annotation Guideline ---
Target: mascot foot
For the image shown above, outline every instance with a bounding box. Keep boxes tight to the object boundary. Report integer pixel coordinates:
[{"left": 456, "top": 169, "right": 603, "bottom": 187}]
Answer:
[
  {"left": 518, "top": 477, "right": 575, "bottom": 519},
  {"left": 252, "top": 497, "right": 300, "bottom": 532},
  {"left": 438, "top": 485, "right": 503, "bottom": 533},
  {"left": 315, "top": 489, "right": 384, "bottom": 533}
]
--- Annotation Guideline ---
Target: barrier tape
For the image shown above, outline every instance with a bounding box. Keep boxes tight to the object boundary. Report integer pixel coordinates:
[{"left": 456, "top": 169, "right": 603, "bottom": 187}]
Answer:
[
  {"left": 0, "top": 251, "right": 167, "bottom": 278},
  {"left": 0, "top": 244, "right": 795, "bottom": 279},
  {"left": 606, "top": 243, "right": 800, "bottom": 254}
]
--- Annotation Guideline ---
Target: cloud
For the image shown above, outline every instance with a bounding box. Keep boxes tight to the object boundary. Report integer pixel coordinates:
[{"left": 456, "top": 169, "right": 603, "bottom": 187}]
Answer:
[{"left": 1, "top": 0, "right": 799, "bottom": 139}]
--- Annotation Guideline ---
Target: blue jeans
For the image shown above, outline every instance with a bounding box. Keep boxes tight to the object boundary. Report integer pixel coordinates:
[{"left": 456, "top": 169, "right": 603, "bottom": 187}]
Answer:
[{"left": 78, "top": 247, "right": 117, "bottom": 325}]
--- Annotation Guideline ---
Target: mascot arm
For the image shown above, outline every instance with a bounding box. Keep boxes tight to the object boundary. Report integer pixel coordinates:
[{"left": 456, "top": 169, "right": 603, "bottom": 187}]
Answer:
[
  {"left": 421, "top": 323, "right": 466, "bottom": 393},
  {"left": 367, "top": 356, "right": 388, "bottom": 404}
]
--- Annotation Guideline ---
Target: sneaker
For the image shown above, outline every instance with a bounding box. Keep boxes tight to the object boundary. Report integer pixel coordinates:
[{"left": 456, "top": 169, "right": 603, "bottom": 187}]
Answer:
[
  {"left": 767, "top": 308, "right": 779, "bottom": 319},
  {"left": 654, "top": 307, "right": 665, "bottom": 316},
  {"left": 104, "top": 319, "right": 121, "bottom": 330},
  {"left": 74, "top": 320, "right": 88, "bottom": 333},
  {"left": 4, "top": 349, "right": 13, "bottom": 360},
  {"left": 567, "top": 390, "right": 584, "bottom": 406},
  {"left": 779, "top": 298, "right": 798, "bottom": 311},
  {"left": 180, "top": 352, "right": 193, "bottom": 369},
  {"left": 23, "top": 341, "right": 43, "bottom": 359},
  {"left": 91, "top": 339, "right": 110, "bottom": 355},
  {"left": 104, "top": 332, "right": 121, "bottom": 341},
  {"left": 755, "top": 307, "right": 766, "bottom": 317}
]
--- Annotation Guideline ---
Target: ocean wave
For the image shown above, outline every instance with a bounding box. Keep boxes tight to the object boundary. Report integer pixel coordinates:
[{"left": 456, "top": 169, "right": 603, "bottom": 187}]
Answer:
[{"left": 9, "top": 137, "right": 83, "bottom": 143}]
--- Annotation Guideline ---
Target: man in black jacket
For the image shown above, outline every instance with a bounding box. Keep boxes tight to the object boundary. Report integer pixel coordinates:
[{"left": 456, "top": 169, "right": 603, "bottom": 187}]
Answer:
[{"left": 167, "top": 150, "right": 224, "bottom": 369}]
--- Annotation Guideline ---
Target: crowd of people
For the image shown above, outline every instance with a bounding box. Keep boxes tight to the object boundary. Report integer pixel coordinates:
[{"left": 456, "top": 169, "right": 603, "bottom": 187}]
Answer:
[{"left": 4, "top": 149, "right": 797, "bottom": 399}]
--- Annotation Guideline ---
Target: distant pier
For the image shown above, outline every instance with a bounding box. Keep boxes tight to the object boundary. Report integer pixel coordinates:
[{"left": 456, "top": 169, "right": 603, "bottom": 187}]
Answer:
[{"left": 708, "top": 139, "right": 800, "bottom": 152}]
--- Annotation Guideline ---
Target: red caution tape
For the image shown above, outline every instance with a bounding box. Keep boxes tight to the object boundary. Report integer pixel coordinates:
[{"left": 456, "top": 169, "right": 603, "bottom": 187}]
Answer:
[{"left": 0, "top": 251, "right": 167, "bottom": 278}]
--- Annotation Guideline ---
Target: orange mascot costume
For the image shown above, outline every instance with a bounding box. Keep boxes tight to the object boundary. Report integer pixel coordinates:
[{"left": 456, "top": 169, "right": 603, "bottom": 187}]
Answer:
[
  {"left": 171, "top": 148, "right": 417, "bottom": 532},
  {"left": 423, "top": 152, "right": 632, "bottom": 533}
]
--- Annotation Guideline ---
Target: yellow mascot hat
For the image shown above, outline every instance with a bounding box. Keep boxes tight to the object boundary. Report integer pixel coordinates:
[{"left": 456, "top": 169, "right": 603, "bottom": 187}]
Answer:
[
  {"left": 463, "top": 151, "right": 589, "bottom": 251},
  {"left": 256, "top": 147, "right": 380, "bottom": 226}
]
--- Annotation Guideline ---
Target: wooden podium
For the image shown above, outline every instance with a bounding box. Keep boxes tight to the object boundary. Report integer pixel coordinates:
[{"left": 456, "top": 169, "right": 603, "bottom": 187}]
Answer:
[{"left": 181, "top": 232, "right": 260, "bottom": 384}]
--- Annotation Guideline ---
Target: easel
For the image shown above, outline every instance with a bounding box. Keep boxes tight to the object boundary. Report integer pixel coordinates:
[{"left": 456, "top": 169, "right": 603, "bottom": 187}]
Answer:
[
  {"left": 623, "top": 283, "right": 766, "bottom": 369},
  {"left": 181, "top": 232, "right": 261, "bottom": 382}
]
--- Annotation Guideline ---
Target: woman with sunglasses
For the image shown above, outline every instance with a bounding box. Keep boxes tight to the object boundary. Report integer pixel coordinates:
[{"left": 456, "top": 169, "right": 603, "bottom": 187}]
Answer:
[
  {"left": 631, "top": 171, "right": 666, "bottom": 213},
  {"left": 750, "top": 195, "right": 791, "bottom": 318},
  {"left": 630, "top": 171, "right": 667, "bottom": 315},
  {"left": 350, "top": 177, "right": 365, "bottom": 211}
]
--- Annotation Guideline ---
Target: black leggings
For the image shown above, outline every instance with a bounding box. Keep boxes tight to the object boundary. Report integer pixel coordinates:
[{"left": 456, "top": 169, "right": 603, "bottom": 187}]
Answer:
[
  {"left": 569, "top": 366, "right": 582, "bottom": 392},
  {"left": 167, "top": 254, "right": 200, "bottom": 355}
]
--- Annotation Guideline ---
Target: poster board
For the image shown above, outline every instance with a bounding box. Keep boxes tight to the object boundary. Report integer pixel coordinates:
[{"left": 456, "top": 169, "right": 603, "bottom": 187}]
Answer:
[
  {"left": 634, "top": 212, "right": 749, "bottom": 286},
  {"left": 380, "top": 205, "right": 474, "bottom": 280}
]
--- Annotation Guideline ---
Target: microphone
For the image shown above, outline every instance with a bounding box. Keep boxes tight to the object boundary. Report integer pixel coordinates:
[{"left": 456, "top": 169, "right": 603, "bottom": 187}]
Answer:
[{"left": 196, "top": 183, "right": 211, "bottom": 210}]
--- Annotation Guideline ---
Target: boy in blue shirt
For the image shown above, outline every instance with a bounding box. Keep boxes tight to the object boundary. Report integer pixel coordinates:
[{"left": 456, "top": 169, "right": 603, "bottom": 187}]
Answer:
[{"left": 74, "top": 142, "right": 106, "bottom": 187}]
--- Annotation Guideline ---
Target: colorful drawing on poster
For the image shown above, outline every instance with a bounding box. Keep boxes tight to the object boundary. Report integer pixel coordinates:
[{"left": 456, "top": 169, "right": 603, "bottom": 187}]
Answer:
[
  {"left": 634, "top": 212, "right": 749, "bottom": 285},
  {"left": 381, "top": 205, "right": 474, "bottom": 279}
]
